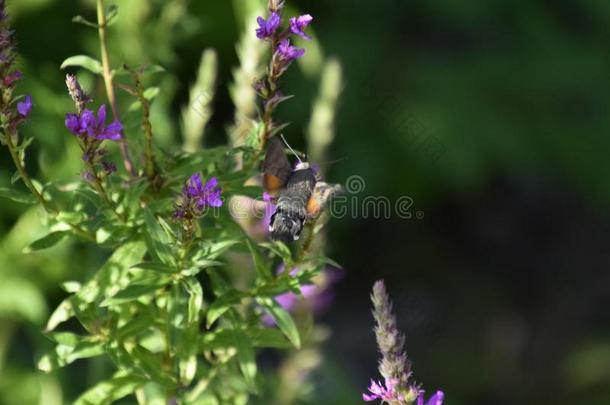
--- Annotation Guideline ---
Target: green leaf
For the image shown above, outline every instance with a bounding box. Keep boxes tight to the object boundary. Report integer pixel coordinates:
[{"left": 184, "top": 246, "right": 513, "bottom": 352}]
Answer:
[
  {"left": 23, "top": 231, "right": 68, "bottom": 253},
  {"left": 38, "top": 333, "right": 104, "bottom": 372},
  {"left": 101, "top": 277, "right": 170, "bottom": 306},
  {"left": 45, "top": 298, "right": 74, "bottom": 332},
  {"left": 10, "top": 170, "right": 20, "bottom": 184},
  {"left": 206, "top": 289, "right": 246, "bottom": 328},
  {"left": 230, "top": 328, "right": 257, "bottom": 391},
  {"left": 246, "top": 239, "right": 272, "bottom": 281},
  {"left": 60, "top": 55, "right": 103, "bottom": 75},
  {"left": 143, "top": 210, "right": 176, "bottom": 266},
  {"left": 71, "top": 15, "right": 98, "bottom": 28},
  {"left": 181, "top": 259, "right": 223, "bottom": 277},
  {"left": 0, "top": 187, "right": 36, "bottom": 204},
  {"left": 256, "top": 297, "right": 301, "bottom": 349},
  {"left": 131, "top": 261, "right": 174, "bottom": 273},
  {"left": 73, "top": 372, "right": 146, "bottom": 405},
  {"left": 249, "top": 327, "right": 293, "bottom": 349},
  {"left": 260, "top": 241, "right": 293, "bottom": 265}
]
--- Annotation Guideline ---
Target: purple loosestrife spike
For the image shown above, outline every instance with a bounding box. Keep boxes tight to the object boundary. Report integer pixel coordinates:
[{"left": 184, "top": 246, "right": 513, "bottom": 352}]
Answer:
[
  {"left": 276, "top": 38, "right": 305, "bottom": 61},
  {"left": 256, "top": 12, "right": 281, "bottom": 39},
  {"left": 289, "top": 14, "right": 313, "bottom": 40},
  {"left": 17, "top": 95, "right": 32, "bottom": 117}
]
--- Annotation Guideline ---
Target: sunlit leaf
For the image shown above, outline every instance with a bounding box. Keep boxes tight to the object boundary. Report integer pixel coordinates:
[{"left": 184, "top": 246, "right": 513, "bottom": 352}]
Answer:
[
  {"left": 60, "top": 55, "right": 103, "bottom": 75},
  {"left": 256, "top": 297, "right": 301, "bottom": 349}
]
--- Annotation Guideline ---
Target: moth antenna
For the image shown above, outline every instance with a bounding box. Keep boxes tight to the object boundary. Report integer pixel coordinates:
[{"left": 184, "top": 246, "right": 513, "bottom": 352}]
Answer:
[{"left": 280, "top": 134, "right": 304, "bottom": 164}]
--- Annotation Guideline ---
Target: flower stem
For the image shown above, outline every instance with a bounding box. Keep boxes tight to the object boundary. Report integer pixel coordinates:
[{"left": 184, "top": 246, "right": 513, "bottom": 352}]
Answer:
[
  {"left": 84, "top": 158, "right": 126, "bottom": 223},
  {"left": 130, "top": 68, "right": 156, "bottom": 182},
  {"left": 4, "top": 126, "right": 96, "bottom": 241},
  {"left": 96, "top": 0, "right": 135, "bottom": 177}
]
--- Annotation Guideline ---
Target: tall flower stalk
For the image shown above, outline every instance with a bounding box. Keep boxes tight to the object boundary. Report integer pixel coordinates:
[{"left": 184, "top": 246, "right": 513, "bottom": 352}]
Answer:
[
  {"left": 364, "top": 280, "right": 444, "bottom": 405},
  {"left": 254, "top": 0, "right": 313, "bottom": 148},
  {"left": 96, "top": 0, "right": 135, "bottom": 176}
]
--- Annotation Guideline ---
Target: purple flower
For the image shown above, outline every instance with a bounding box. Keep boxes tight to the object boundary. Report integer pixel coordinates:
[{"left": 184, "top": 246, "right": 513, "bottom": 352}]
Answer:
[
  {"left": 276, "top": 39, "right": 305, "bottom": 61},
  {"left": 65, "top": 104, "right": 122, "bottom": 141},
  {"left": 256, "top": 12, "right": 281, "bottom": 39},
  {"left": 185, "top": 174, "right": 223, "bottom": 209},
  {"left": 289, "top": 14, "right": 313, "bottom": 40},
  {"left": 418, "top": 391, "right": 445, "bottom": 405},
  {"left": 17, "top": 95, "right": 32, "bottom": 117},
  {"left": 174, "top": 173, "right": 223, "bottom": 219},
  {"left": 363, "top": 379, "right": 404, "bottom": 403}
]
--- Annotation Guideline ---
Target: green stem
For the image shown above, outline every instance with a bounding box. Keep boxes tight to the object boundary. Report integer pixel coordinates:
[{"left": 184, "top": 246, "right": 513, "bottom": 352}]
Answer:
[
  {"left": 97, "top": 0, "right": 135, "bottom": 177},
  {"left": 4, "top": 127, "right": 96, "bottom": 242},
  {"left": 84, "top": 157, "right": 126, "bottom": 223}
]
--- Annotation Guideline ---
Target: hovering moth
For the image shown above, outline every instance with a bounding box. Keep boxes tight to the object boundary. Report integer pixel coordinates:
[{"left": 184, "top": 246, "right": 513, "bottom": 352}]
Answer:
[{"left": 263, "top": 136, "right": 341, "bottom": 243}]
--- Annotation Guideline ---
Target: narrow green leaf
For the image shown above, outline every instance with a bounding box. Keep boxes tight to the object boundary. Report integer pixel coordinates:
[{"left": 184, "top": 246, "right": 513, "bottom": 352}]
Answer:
[
  {"left": 24, "top": 231, "right": 68, "bottom": 253},
  {"left": 45, "top": 298, "right": 74, "bottom": 332},
  {"left": 10, "top": 170, "right": 20, "bottom": 184},
  {"left": 206, "top": 290, "right": 245, "bottom": 328},
  {"left": 60, "top": 55, "right": 103, "bottom": 74},
  {"left": 38, "top": 334, "right": 104, "bottom": 372},
  {"left": 246, "top": 239, "right": 272, "bottom": 281},
  {"left": 73, "top": 372, "right": 146, "bottom": 405},
  {"left": 101, "top": 278, "right": 170, "bottom": 306},
  {"left": 0, "top": 187, "right": 36, "bottom": 204},
  {"left": 131, "top": 261, "right": 174, "bottom": 273},
  {"left": 230, "top": 328, "right": 257, "bottom": 391},
  {"left": 71, "top": 15, "right": 98, "bottom": 28},
  {"left": 257, "top": 297, "right": 301, "bottom": 349}
]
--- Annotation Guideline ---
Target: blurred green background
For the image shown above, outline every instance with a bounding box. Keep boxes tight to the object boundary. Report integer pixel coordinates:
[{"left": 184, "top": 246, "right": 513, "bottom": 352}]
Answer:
[{"left": 2, "top": 0, "right": 610, "bottom": 404}]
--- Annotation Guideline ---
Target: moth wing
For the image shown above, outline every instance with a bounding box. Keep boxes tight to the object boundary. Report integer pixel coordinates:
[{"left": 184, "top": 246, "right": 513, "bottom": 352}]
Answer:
[
  {"left": 306, "top": 182, "right": 343, "bottom": 217},
  {"left": 263, "top": 136, "right": 293, "bottom": 195}
]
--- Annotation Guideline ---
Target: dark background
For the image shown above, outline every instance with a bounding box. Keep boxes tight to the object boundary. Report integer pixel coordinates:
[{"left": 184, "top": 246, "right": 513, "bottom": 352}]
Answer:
[{"left": 1, "top": 0, "right": 610, "bottom": 404}]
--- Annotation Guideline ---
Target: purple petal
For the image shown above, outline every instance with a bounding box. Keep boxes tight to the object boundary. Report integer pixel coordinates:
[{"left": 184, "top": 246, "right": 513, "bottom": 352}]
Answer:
[
  {"left": 426, "top": 391, "right": 445, "bottom": 405},
  {"left": 97, "top": 104, "right": 107, "bottom": 128},
  {"left": 65, "top": 113, "right": 80, "bottom": 134},
  {"left": 17, "top": 95, "right": 32, "bottom": 117},
  {"left": 97, "top": 120, "right": 122, "bottom": 140},
  {"left": 206, "top": 190, "right": 223, "bottom": 207},
  {"left": 255, "top": 12, "right": 281, "bottom": 39},
  {"left": 362, "top": 393, "right": 379, "bottom": 402},
  {"left": 80, "top": 109, "right": 96, "bottom": 137},
  {"left": 186, "top": 173, "right": 204, "bottom": 197},
  {"left": 289, "top": 14, "right": 313, "bottom": 40},
  {"left": 203, "top": 176, "right": 219, "bottom": 192}
]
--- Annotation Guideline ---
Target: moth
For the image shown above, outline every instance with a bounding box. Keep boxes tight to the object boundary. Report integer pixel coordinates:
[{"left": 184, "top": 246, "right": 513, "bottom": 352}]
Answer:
[{"left": 263, "top": 136, "right": 341, "bottom": 243}]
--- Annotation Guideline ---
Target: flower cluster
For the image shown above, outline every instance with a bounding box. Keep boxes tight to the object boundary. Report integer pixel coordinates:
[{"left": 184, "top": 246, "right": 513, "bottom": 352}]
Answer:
[
  {"left": 64, "top": 75, "right": 121, "bottom": 180},
  {"left": 174, "top": 173, "right": 223, "bottom": 220},
  {"left": 364, "top": 280, "right": 444, "bottom": 405},
  {"left": 0, "top": 0, "right": 32, "bottom": 132}
]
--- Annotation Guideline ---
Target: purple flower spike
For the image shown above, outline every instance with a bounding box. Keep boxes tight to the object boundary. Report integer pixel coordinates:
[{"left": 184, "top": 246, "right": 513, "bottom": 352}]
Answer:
[
  {"left": 289, "top": 14, "right": 313, "bottom": 40},
  {"left": 418, "top": 390, "right": 445, "bottom": 405},
  {"left": 17, "top": 95, "right": 32, "bottom": 117},
  {"left": 3, "top": 70, "right": 22, "bottom": 87},
  {"left": 256, "top": 12, "right": 281, "bottom": 39},
  {"left": 276, "top": 39, "right": 305, "bottom": 61}
]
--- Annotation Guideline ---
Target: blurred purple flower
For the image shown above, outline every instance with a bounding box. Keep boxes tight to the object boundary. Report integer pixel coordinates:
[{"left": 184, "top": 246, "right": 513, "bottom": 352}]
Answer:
[
  {"left": 256, "top": 12, "right": 281, "bottom": 39},
  {"left": 65, "top": 105, "right": 122, "bottom": 141},
  {"left": 276, "top": 39, "right": 305, "bottom": 61},
  {"left": 418, "top": 391, "right": 445, "bottom": 405},
  {"left": 289, "top": 14, "right": 313, "bottom": 40},
  {"left": 363, "top": 379, "right": 404, "bottom": 403},
  {"left": 3, "top": 70, "right": 21, "bottom": 86},
  {"left": 185, "top": 174, "right": 223, "bottom": 209},
  {"left": 17, "top": 95, "right": 32, "bottom": 117}
]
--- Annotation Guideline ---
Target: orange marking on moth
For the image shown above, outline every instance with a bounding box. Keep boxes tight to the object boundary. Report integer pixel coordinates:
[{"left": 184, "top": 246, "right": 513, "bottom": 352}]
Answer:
[
  {"left": 263, "top": 174, "right": 283, "bottom": 196},
  {"left": 306, "top": 196, "right": 321, "bottom": 217}
]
